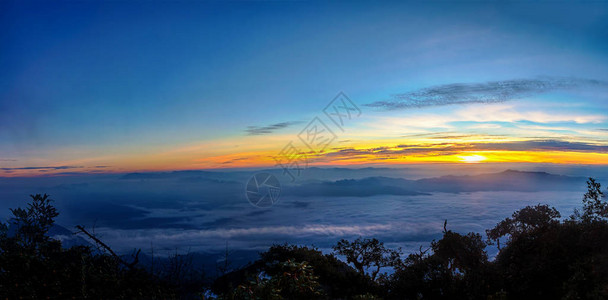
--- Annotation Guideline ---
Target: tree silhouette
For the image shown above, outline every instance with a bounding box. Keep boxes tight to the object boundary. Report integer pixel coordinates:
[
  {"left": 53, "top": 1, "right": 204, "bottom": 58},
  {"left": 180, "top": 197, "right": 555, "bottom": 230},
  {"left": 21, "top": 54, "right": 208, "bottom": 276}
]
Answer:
[
  {"left": 581, "top": 178, "right": 608, "bottom": 221},
  {"left": 0, "top": 194, "right": 179, "bottom": 299},
  {"left": 333, "top": 237, "right": 401, "bottom": 281},
  {"left": 486, "top": 204, "right": 561, "bottom": 250},
  {"left": 9, "top": 194, "right": 59, "bottom": 249}
]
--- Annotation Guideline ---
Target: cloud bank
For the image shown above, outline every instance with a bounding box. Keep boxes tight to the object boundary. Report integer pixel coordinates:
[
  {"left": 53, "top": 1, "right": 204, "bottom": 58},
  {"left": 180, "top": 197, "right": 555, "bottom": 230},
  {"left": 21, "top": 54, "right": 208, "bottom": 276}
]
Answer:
[
  {"left": 366, "top": 78, "right": 607, "bottom": 110},
  {"left": 314, "top": 139, "right": 608, "bottom": 161},
  {"left": 0, "top": 165, "right": 83, "bottom": 171}
]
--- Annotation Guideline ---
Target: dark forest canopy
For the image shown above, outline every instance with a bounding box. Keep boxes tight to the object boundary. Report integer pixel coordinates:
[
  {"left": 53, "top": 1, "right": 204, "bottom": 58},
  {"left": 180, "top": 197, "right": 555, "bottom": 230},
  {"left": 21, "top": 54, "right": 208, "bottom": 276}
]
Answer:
[{"left": 1, "top": 179, "right": 608, "bottom": 299}]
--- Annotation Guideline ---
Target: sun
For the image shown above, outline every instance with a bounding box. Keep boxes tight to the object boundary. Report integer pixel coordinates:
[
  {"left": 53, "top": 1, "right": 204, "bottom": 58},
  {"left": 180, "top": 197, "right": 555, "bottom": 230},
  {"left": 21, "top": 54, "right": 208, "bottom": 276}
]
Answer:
[{"left": 459, "top": 154, "right": 487, "bottom": 163}]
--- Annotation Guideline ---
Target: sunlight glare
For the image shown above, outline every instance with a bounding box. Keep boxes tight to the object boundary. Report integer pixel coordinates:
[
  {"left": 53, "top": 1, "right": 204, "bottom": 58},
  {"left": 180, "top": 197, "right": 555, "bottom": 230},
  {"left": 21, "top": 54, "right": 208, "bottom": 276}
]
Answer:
[{"left": 459, "top": 154, "right": 487, "bottom": 163}]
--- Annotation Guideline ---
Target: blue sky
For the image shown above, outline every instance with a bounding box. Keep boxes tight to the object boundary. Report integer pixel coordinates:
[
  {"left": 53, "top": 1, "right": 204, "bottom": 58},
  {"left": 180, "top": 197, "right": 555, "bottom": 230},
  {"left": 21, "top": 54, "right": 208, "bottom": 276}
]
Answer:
[{"left": 1, "top": 1, "right": 607, "bottom": 175}]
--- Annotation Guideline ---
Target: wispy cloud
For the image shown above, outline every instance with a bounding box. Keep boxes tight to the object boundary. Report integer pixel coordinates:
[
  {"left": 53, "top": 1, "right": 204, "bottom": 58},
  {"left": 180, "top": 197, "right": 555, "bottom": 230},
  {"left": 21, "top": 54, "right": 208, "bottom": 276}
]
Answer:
[
  {"left": 362, "top": 105, "right": 605, "bottom": 136},
  {"left": 0, "top": 165, "right": 84, "bottom": 171},
  {"left": 472, "top": 140, "right": 608, "bottom": 153},
  {"left": 221, "top": 157, "right": 249, "bottom": 165},
  {"left": 366, "top": 78, "right": 607, "bottom": 110},
  {"left": 245, "top": 121, "right": 300, "bottom": 135}
]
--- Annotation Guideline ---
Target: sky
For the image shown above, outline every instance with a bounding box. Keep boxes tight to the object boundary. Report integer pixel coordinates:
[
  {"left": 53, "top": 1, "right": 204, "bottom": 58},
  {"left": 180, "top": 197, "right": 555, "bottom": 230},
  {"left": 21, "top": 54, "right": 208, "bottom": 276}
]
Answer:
[{"left": 1, "top": 1, "right": 608, "bottom": 176}]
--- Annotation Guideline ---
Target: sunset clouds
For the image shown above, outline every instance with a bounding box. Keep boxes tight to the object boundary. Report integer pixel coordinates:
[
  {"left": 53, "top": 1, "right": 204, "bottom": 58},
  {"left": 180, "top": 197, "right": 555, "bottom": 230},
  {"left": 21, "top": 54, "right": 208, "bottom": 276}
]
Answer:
[{"left": 366, "top": 78, "right": 607, "bottom": 110}]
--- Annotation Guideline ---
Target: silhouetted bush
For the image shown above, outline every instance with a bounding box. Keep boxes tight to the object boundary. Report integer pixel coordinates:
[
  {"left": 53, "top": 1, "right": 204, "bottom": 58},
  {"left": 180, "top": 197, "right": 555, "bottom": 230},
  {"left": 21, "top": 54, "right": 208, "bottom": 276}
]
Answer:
[
  {"left": 213, "top": 244, "right": 380, "bottom": 299},
  {"left": 0, "top": 194, "right": 178, "bottom": 299}
]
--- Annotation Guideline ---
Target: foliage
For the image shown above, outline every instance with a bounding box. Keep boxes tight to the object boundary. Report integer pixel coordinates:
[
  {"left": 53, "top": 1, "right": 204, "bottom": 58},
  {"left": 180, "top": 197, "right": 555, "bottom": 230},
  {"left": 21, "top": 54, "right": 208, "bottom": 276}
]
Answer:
[
  {"left": 493, "top": 217, "right": 608, "bottom": 299},
  {"left": 486, "top": 203, "right": 561, "bottom": 249},
  {"left": 0, "top": 194, "right": 178, "bottom": 299},
  {"left": 389, "top": 230, "right": 492, "bottom": 299},
  {"left": 213, "top": 244, "right": 380, "bottom": 299},
  {"left": 9, "top": 194, "right": 59, "bottom": 249},
  {"left": 581, "top": 178, "right": 608, "bottom": 221},
  {"left": 220, "top": 260, "right": 323, "bottom": 300},
  {"left": 333, "top": 237, "right": 401, "bottom": 281}
]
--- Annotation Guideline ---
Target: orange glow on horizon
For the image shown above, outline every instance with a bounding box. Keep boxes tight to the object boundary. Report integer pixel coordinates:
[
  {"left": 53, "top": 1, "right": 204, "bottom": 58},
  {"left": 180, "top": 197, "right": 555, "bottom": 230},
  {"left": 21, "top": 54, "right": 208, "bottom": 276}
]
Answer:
[
  {"left": 4, "top": 149, "right": 607, "bottom": 177},
  {"left": 3, "top": 135, "right": 608, "bottom": 177}
]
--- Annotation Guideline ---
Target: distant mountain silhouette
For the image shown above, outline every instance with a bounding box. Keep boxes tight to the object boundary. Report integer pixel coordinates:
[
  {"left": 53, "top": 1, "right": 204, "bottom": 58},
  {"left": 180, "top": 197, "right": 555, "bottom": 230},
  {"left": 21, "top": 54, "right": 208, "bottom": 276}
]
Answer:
[
  {"left": 126, "top": 249, "right": 260, "bottom": 280},
  {"left": 117, "top": 169, "right": 587, "bottom": 198},
  {"left": 48, "top": 224, "right": 94, "bottom": 249},
  {"left": 8, "top": 222, "right": 93, "bottom": 249},
  {"left": 286, "top": 178, "right": 429, "bottom": 197},
  {"left": 120, "top": 170, "right": 224, "bottom": 180},
  {"left": 286, "top": 170, "right": 586, "bottom": 197},
  {"left": 412, "top": 169, "right": 585, "bottom": 192},
  {"left": 118, "top": 167, "right": 412, "bottom": 183}
]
